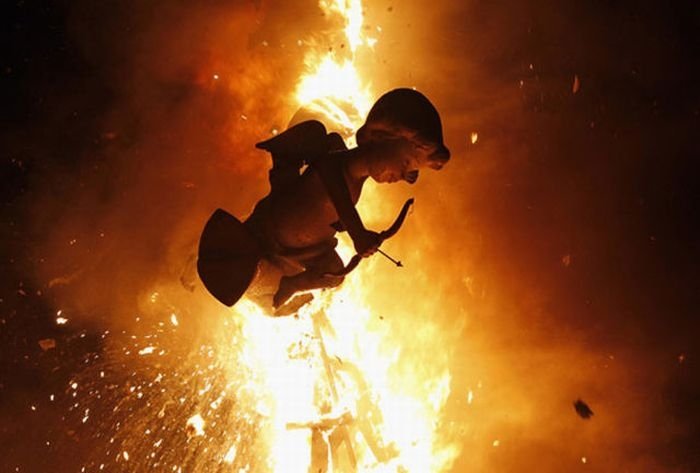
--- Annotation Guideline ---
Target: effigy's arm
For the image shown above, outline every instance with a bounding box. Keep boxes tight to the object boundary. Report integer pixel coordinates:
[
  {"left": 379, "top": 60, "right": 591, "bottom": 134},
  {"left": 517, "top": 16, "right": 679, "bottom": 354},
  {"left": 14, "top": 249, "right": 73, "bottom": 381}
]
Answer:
[
  {"left": 323, "top": 198, "right": 414, "bottom": 277},
  {"left": 311, "top": 153, "right": 381, "bottom": 257},
  {"left": 312, "top": 154, "right": 363, "bottom": 235}
]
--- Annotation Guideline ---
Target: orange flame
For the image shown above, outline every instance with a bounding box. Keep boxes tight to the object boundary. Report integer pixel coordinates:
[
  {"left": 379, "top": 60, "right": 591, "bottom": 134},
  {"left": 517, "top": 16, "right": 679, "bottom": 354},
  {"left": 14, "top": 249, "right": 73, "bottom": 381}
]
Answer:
[{"left": 233, "top": 0, "right": 459, "bottom": 470}]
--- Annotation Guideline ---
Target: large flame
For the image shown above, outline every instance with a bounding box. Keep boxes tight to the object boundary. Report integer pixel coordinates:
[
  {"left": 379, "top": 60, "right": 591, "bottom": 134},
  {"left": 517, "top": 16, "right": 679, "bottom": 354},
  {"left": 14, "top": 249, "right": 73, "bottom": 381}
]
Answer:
[
  {"left": 236, "top": 279, "right": 457, "bottom": 471},
  {"left": 68, "top": 2, "right": 458, "bottom": 472},
  {"left": 295, "top": 0, "right": 374, "bottom": 138},
  {"left": 234, "top": 1, "right": 458, "bottom": 471}
]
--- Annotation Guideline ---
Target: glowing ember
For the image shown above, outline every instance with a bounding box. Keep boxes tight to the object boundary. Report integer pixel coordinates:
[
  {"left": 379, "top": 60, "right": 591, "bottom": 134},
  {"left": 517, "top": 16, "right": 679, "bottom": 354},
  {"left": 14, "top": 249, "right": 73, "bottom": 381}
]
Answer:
[
  {"left": 186, "top": 414, "right": 206, "bottom": 437},
  {"left": 573, "top": 74, "right": 581, "bottom": 94},
  {"left": 138, "top": 346, "right": 155, "bottom": 355},
  {"left": 56, "top": 309, "right": 69, "bottom": 324},
  {"left": 223, "top": 444, "right": 238, "bottom": 464},
  {"left": 38, "top": 338, "right": 56, "bottom": 351}
]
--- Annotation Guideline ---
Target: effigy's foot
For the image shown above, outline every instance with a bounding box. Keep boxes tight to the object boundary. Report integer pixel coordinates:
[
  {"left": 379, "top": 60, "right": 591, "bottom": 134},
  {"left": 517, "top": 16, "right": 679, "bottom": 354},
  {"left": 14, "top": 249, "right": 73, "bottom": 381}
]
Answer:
[{"left": 273, "top": 293, "right": 314, "bottom": 317}]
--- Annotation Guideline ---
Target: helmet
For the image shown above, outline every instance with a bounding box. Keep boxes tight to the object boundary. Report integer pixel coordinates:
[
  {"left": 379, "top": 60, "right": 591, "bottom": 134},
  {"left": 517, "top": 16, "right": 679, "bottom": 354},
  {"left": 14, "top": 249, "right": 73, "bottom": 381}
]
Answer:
[{"left": 356, "top": 88, "right": 450, "bottom": 167}]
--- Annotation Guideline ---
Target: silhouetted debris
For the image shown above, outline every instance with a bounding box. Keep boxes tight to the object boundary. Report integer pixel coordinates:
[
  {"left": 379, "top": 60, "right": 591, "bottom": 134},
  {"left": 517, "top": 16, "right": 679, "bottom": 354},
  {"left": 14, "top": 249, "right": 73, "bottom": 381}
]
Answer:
[{"left": 574, "top": 399, "right": 594, "bottom": 419}]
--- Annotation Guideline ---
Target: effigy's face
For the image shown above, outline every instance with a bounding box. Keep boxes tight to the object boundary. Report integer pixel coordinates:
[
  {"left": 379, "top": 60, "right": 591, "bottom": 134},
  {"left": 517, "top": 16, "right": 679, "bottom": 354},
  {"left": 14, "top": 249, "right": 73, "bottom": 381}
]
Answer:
[{"left": 367, "top": 137, "right": 440, "bottom": 184}]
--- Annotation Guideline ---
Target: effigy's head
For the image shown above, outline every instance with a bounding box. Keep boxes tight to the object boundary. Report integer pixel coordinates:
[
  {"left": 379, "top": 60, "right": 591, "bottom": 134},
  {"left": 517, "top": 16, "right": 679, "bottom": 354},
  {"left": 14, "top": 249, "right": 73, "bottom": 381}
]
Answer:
[{"left": 357, "top": 88, "right": 450, "bottom": 183}]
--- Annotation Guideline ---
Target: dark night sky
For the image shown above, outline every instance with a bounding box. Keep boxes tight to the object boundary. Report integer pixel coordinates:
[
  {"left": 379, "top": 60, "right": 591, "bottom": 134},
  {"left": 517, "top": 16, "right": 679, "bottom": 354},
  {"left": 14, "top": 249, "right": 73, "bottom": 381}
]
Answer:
[{"left": 1, "top": 0, "right": 699, "bottom": 472}]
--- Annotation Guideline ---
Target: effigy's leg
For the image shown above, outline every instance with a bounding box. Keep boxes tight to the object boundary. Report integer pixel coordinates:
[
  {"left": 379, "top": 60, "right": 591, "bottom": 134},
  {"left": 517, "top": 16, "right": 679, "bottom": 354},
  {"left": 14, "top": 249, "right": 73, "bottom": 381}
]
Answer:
[{"left": 272, "top": 250, "right": 345, "bottom": 309}]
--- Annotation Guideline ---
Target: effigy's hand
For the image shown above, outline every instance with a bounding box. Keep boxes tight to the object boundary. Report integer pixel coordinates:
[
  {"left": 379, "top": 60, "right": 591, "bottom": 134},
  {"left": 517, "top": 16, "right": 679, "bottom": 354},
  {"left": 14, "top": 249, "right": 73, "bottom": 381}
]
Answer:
[{"left": 353, "top": 229, "right": 383, "bottom": 258}]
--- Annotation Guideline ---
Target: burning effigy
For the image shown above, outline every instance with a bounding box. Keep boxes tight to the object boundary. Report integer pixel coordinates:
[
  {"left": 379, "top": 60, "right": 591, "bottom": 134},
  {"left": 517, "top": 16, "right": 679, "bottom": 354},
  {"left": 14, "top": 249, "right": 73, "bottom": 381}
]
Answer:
[
  {"left": 54, "top": 1, "right": 460, "bottom": 472},
  {"left": 196, "top": 88, "right": 450, "bottom": 471},
  {"left": 190, "top": 2, "right": 456, "bottom": 470},
  {"left": 198, "top": 87, "right": 450, "bottom": 315}
]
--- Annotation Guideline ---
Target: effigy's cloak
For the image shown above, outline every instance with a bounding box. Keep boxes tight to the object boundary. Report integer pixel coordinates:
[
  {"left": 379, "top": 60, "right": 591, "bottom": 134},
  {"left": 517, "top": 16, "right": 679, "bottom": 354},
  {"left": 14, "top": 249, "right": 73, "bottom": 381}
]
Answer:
[{"left": 197, "top": 209, "right": 262, "bottom": 306}]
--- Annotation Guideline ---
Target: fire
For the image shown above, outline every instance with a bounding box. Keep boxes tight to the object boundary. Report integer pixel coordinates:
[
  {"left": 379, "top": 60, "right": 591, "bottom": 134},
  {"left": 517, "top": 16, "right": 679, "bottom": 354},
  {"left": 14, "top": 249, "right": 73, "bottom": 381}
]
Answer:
[
  {"left": 296, "top": 57, "right": 372, "bottom": 136},
  {"left": 64, "top": 1, "right": 458, "bottom": 471},
  {"left": 235, "top": 279, "right": 456, "bottom": 471},
  {"left": 230, "top": 0, "right": 458, "bottom": 470},
  {"left": 295, "top": 0, "right": 374, "bottom": 139}
]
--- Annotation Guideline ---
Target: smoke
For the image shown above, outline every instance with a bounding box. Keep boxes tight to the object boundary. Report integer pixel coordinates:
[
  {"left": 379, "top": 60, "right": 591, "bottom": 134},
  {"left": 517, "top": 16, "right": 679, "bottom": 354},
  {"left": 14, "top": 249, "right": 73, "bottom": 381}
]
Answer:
[
  {"left": 24, "top": 0, "right": 302, "bottom": 327},
  {"left": 350, "top": 1, "right": 699, "bottom": 471}
]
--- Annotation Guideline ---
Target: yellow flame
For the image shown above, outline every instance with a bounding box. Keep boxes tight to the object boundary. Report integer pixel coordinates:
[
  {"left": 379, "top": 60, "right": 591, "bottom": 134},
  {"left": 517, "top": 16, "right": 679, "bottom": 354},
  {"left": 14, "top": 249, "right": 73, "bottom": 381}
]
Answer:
[
  {"left": 237, "top": 0, "right": 457, "bottom": 470},
  {"left": 295, "top": 0, "right": 373, "bottom": 138},
  {"left": 236, "top": 275, "right": 456, "bottom": 471},
  {"left": 296, "top": 57, "right": 372, "bottom": 134},
  {"left": 321, "top": 0, "right": 365, "bottom": 53},
  {"left": 216, "top": 0, "right": 461, "bottom": 470}
]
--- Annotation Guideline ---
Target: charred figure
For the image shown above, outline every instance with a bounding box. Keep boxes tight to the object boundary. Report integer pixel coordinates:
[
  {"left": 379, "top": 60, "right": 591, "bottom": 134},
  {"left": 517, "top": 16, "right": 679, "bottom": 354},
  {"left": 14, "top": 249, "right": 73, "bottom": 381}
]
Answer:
[{"left": 198, "top": 88, "right": 450, "bottom": 315}]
